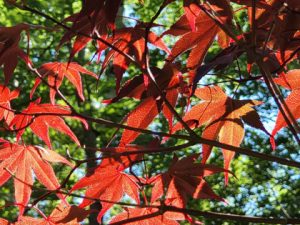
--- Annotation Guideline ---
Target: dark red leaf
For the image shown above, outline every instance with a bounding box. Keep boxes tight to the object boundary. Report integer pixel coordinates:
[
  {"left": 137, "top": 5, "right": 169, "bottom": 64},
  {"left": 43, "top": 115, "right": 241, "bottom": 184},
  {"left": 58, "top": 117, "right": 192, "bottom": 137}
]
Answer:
[{"left": 0, "top": 24, "right": 32, "bottom": 83}]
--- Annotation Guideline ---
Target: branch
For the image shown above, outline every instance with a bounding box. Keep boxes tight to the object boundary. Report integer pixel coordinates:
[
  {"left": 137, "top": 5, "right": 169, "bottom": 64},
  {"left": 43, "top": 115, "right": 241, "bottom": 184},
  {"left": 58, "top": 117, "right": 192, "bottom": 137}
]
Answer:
[
  {"left": 29, "top": 187, "right": 300, "bottom": 225},
  {"left": 88, "top": 142, "right": 194, "bottom": 156},
  {"left": 2, "top": 97, "right": 300, "bottom": 169},
  {"left": 163, "top": 205, "right": 300, "bottom": 224},
  {"left": 109, "top": 211, "right": 162, "bottom": 225},
  {"left": 273, "top": 47, "right": 300, "bottom": 74}
]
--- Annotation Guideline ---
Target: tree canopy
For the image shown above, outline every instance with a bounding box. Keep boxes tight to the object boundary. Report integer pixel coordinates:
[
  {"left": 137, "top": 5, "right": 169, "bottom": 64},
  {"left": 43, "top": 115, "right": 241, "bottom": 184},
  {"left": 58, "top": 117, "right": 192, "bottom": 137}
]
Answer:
[{"left": 0, "top": 0, "right": 300, "bottom": 224}]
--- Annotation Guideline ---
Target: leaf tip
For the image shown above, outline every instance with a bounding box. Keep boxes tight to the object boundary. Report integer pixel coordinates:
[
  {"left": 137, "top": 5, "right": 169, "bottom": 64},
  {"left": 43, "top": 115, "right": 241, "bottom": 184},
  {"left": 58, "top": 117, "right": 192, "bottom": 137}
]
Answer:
[{"left": 270, "top": 135, "right": 276, "bottom": 151}]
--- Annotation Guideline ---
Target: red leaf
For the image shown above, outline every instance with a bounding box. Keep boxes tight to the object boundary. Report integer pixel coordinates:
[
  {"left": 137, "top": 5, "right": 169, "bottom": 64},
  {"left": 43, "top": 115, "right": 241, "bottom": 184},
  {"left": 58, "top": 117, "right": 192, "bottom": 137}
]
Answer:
[
  {"left": 0, "top": 85, "right": 19, "bottom": 125},
  {"left": 104, "top": 63, "right": 184, "bottom": 137},
  {"left": 100, "top": 145, "right": 145, "bottom": 168},
  {"left": 120, "top": 97, "right": 162, "bottom": 146},
  {"left": 30, "top": 62, "right": 97, "bottom": 104},
  {"left": 59, "top": 0, "right": 122, "bottom": 60},
  {"left": 172, "top": 86, "right": 266, "bottom": 184},
  {"left": 166, "top": 10, "right": 218, "bottom": 69},
  {"left": 191, "top": 45, "right": 244, "bottom": 93},
  {"left": 72, "top": 161, "right": 140, "bottom": 221},
  {"left": 231, "top": 0, "right": 270, "bottom": 8},
  {"left": 206, "top": 0, "right": 233, "bottom": 26},
  {"left": 183, "top": 0, "right": 201, "bottom": 32},
  {"left": 0, "top": 24, "right": 32, "bottom": 83},
  {"left": 0, "top": 143, "right": 73, "bottom": 216},
  {"left": 150, "top": 154, "right": 226, "bottom": 207},
  {"left": 217, "top": 29, "right": 231, "bottom": 49},
  {"left": 10, "top": 101, "right": 87, "bottom": 149},
  {"left": 163, "top": 88, "right": 179, "bottom": 132},
  {"left": 271, "top": 70, "right": 300, "bottom": 149},
  {"left": 100, "top": 27, "right": 170, "bottom": 91},
  {"left": 104, "top": 63, "right": 182, "bottom": 104}
]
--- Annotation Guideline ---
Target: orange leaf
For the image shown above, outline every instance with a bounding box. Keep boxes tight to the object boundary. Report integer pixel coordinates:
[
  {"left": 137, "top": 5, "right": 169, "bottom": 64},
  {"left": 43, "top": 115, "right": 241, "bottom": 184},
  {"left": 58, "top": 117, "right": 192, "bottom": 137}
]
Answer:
[
  {"left": 271, "top": 70, "right": 300, "bottom": 149},
  {"left": 0, "top": 218, "right": 10, "bottom": 225},
  {"left": 173, "top": 86, "right": 266, "bottom": 184}
]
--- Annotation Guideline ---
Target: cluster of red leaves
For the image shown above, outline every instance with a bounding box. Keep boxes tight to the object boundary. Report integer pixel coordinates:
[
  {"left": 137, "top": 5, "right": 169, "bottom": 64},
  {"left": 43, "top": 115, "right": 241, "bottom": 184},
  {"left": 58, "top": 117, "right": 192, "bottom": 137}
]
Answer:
[
  {"left": 1, "top": 0, "right": 300, "bottom": 224},
  {"left": 0, "top": 15, "right": 96, "bottom": 223}
]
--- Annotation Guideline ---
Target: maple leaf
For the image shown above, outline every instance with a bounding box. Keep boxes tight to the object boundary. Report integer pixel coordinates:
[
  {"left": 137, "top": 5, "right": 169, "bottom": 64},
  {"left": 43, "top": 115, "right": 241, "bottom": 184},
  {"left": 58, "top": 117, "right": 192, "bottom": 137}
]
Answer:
[
  {"left": 172, "top": 86, "right": 267, "bottom": 184},
  {"left": 217, "top": 29, "right": 231, "bottom": 49},
  {"left": 150, "top": 154, "right": 226, "bottom": 209},
  {"left": 72, "top": 161, "right": 140, "bottom": 221},
  {"left": 16, "top": 204, "right": 91, "bottom": 225},
  {"left": 0, "top": 85, "right": 19, "bottom": 125},
  {"left": 0, "top": 24, "right": 32, "bottom": 84},
  {"left": 104, "top": 63, "right": 182, "bottom": 103},
  {"left": 271, "top": 70, "right": 300, "bottom": 149},
  {"left": 9, "top": 99, "right": 88, "bottom": 149},
  {"left": 30, "top": 62, "right": 97, "bottom": 104},
  {"left": 59, "top": 0, "right": 122, "bottom": 60},
  {"left": 104, "top": 63, "right": 185, "bottom": 136},
  {"left": 0, "top": 143, "right": 73, "bottom": 216},
  {"left": 109, "top": 206, "right": 179, "bottom": 225},
  {"left": 99, "top": 26, "right": 170, "bottom": 91},
  {"left": 165, "top": 0, "right": 216, "bottom": 33},
  {"left": 165, "top": 9, "right": 219, "bottom": 70},
  {"left": 274, "top": 6, "right": 300, "bottom": 60}
]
